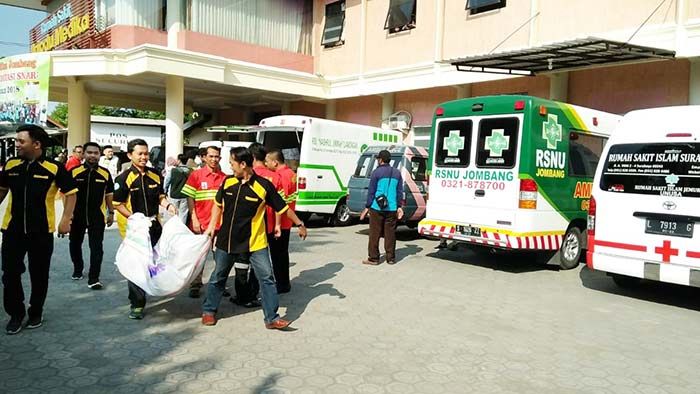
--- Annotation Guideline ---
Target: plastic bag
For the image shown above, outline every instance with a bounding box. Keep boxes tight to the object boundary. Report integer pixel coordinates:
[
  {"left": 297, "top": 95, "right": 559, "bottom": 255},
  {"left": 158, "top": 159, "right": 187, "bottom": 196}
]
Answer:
[{"left": 115, "top": 214, "right": 211, "bottom": 296}]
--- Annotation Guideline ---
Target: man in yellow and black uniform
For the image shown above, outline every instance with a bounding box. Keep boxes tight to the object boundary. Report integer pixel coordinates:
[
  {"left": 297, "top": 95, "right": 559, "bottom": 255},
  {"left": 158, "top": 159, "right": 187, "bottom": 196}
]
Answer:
[
  {"left": 202, "top": 146, "right": 307, "bottom": 329},
  {"left": 113, "top": 139, "right": 176, "bottom": 320},
  {"left": 69, "top": 142, "right": 115, "bottom": 289},
  {"left": 0, "top": 124, "right": 77, "bottom": 335}
]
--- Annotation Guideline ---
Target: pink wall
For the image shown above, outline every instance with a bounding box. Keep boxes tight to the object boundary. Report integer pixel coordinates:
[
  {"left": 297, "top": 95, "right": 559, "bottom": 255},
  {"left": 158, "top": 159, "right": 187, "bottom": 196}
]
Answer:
[
  {"left": 568, "top": 60, "right": 690, "bottom": 114},
  {"left": 178, "top": 30, "right": 314, "bottom": 73},
  {"left": 290, "top": 101, "right": 326, "bottom": 118},
  {"left": 108, "top": 25, "right": 167, "bottom": 48},
  {"left": 471, "top": 76, "right": 550, "bottom": 99},
  {"left": 395, "top": 87, "right": 457, "bottom": 126},
  {"left": 336, "top": 96, "right": 383, "bottom": 126}
]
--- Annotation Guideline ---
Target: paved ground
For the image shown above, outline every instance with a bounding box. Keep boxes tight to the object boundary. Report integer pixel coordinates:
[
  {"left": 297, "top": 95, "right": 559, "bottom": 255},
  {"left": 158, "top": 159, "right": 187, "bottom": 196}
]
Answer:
[{"left": 2, "top": 212, "right": 700, "bottom": 393}]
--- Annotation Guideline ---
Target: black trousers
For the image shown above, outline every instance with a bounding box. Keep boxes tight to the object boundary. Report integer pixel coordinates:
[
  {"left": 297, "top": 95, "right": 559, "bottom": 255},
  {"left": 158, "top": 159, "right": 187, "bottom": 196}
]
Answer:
[
  {"left": 69, "top": 221, "right": 105, "bottom": 283},
  {"left": 128, "top": 221, "right": 162, "bottom": 308},
  {"left": 268, "top": 230, "right": 291, "bottom": 292},
  {"left": 1, "top": 231, "right": 54, "bottom": 319},
  {"left": 233, "top": 254, "right": 259, "bottom": 304}
]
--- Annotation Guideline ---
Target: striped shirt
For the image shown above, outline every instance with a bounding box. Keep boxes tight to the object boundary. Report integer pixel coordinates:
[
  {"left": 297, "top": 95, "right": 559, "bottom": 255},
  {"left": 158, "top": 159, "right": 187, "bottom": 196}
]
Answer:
[{"left": 180, "top": 166, "right": 226, "bottom": 231}]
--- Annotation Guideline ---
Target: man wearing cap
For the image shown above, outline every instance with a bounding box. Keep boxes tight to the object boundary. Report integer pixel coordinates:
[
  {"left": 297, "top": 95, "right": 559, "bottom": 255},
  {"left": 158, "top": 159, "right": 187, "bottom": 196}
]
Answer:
[{"left": 360, "top": 149, "right": 403, "bottom": 265}]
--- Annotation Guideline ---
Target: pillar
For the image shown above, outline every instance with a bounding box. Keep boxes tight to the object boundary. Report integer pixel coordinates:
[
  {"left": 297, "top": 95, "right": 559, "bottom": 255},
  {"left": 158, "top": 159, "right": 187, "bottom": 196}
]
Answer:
[
  {"left": 281, "top": 102, "right": 291, "bottom": 115},
  {"left": 455, "top": 84, "right": 471, "bottom": 99},
  {"left": 325, "top": 99, "right": 336, "bottom": 120},
  {"left": 549, "top": 72, "right": 569, "bottom": 102},
  {"left": 66, "top": 78, "right": 90, "bottom": 149},
  {"left": 165, "top": 75, "right": 184, "bottom": 160},
  {"left": 381, "top": 93, "right": 395, "bottom": 120},
  {"left": 690, "top": 58, "right": 700, "bottom": 105},
  {"left": 167, "top": 0, "right": 183, "bottom": 49}
]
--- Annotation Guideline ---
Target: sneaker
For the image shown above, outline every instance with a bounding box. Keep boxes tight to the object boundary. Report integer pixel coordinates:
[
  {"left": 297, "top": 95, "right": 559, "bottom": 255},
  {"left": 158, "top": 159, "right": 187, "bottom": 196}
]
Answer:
[
  {"left": 265, "top": 318, "right": 291, "bottom": 330},
  {"left": 128, "top": 308, "right": 144, "bottom": 320},
  {"left": 88, "top": 282, "right": 103, "bottom": 290},
  {"left": 5, "top": 317, "right": 23, "bottom": 335},
  {"left": 26, "top": 316, "right": 43, "bottom": 329},
  {"left": 222, "top": 290, "right": 231, "bottom": 297},
  {"left": 201, "top": 313, "right": 216, "bottom": 326},
  {"left": 243, "top": 299, "right": 261, "bottom": 308},
  {"left": 71, "top": 273, "right": 83, "bottom": 280},
  {"left": 188, "top": 287, "right": 200, "bottom": 298},
  {"left": 386, "top": 260, "right": 397, "bottom": 265}
]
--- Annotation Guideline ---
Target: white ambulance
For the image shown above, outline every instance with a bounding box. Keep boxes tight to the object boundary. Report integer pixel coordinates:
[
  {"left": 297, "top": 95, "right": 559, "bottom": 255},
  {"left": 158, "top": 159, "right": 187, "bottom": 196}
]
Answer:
[
  {"left": 587, "top": 105, "right": 700, "bottom": 287},
  {"left": 257, "top": 116, "right": 401, "bottom": 225}
]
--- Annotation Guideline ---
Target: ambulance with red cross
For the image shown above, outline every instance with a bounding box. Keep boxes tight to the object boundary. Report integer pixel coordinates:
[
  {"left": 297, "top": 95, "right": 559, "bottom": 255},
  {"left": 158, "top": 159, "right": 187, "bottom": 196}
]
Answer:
[
  {"left": 587, "top": 106, "right": 700, "bottom": 287},
  {"left": 418, "top": 95, "right": 621, "bottom": 269}
]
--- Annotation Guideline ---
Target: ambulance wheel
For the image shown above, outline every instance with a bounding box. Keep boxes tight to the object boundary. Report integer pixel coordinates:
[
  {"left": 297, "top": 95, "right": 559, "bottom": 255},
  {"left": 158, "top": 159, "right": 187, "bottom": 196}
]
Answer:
[
  {"left": 331, "top": 200, "right": 352, "bottom": 227},
  {"left": 611, "top": 274, "right": 642, "bottom": 288},
  {"left": 559, "top": 226, "right": 583, "bottom": 270}
]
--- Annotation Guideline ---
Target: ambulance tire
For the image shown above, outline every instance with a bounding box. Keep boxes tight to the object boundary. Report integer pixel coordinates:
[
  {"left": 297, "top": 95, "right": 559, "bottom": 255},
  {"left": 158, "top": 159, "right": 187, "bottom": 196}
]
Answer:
[
  {"left": 330, "top": 200, "right": 352, "bottom": 227},
  {"left": 559, "top": 226, "right": 583, "bottom": 270},
  {"left": 611, "top": 274, "right": 642, "bottom": 288}
]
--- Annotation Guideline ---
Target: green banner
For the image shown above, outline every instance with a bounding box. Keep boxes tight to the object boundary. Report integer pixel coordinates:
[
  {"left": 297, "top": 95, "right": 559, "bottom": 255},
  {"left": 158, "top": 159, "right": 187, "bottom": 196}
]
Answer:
[{"left": 0, "top": 54, "right": 50, "bottom": 125}]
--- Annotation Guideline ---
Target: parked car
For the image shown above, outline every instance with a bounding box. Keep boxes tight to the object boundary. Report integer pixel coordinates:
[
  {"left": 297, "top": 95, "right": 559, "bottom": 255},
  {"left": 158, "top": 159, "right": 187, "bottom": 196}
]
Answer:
[{"left": 347, "top": 145, "right": 429, "bottom": 228}]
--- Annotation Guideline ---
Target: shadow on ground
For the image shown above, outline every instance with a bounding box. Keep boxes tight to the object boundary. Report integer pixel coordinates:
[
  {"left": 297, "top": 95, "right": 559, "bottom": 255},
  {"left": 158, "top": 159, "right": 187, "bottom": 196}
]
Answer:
[
  {"left": 579, "top": 265, "right": 700, "bottom": 311},
  {"left": 282, "top": 262, "right": 345, "bottom": 323},
  {"left": 426, "top": 243, "right": 560, "bottom": 274}
]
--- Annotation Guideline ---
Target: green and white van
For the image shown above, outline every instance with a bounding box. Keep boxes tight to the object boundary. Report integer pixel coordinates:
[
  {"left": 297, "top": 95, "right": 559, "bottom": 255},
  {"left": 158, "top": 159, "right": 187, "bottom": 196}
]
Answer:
[
  {"left": 418, "top": 95, "right": 621, "bottom": 269},
  {"left": 257, "top": 115, "right": 401, "bottom": 225}
]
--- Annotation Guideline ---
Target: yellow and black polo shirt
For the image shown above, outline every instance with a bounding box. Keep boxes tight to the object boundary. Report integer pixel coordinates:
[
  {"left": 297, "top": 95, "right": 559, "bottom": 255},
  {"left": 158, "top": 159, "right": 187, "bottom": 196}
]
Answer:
[
  {"left": 71, "top": 163, "right": 114, "bottom": 226},
  {"left": 215, "top": 173, "right": 288, "bottom": 254},
  {"left": 0, "top": 157, "right": 78, "bottom": 234},
  {"left": 113, "top": 166, "right": 165, "bottom": 237}
]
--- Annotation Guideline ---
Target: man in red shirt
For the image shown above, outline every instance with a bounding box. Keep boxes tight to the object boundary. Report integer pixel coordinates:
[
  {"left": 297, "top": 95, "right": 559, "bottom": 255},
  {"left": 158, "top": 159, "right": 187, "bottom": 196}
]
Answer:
[
  {"left": 265, "top": 149, "right": 298, "bottom": 293},
  {"left": 181, "top": 145, "right": 227, "bottom": 298},
  {"left": 65, "top": 145, "right": 83, "bottom": 171}
]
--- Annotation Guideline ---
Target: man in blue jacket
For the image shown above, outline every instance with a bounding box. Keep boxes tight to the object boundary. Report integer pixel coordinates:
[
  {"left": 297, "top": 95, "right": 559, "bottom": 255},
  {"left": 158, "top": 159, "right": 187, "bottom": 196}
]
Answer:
[{"left": 360, "top": 149, "right": 403, "bottom": 265}]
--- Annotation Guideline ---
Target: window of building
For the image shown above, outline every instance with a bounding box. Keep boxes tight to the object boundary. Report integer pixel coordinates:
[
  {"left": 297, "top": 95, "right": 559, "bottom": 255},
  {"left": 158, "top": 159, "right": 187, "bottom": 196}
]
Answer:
[
  {"left": 568, "top": 132, "right": 607, "bottom": 177},
  {"left": 410, "top": 157, "right": 427, "bottom": 181},
  {"left": 95, "top": 0, "right": 166, "bottom": 31},
  {"left": 384, "top": 0, "right": 416, "bottom": 33},
  {"left": 322, "top": 1, "right": 345, "bottom": 48},
  {"left": 475, "top": 117, "right": 519, "bottom": 169},
  {"left": 465, "top": 0, "right": 506, "bottom": 15},
  {"left": 436, "top": 120, "right": 472, "bottom": 167}
]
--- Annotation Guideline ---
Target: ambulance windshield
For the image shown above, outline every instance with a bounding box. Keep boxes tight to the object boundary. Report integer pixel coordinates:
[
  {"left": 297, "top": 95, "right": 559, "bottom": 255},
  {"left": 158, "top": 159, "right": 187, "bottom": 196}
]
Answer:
[{"left": 600, "top": 143, "right": 700, "bottom": 198}]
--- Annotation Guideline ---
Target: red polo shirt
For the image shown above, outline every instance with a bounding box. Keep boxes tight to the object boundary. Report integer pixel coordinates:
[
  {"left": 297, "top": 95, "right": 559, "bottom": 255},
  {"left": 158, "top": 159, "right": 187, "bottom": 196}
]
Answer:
[
  {"left": 276, "top": 164, "right": 297, "bottom": 230},
  {"left": 181, "top": 166, "right": 226, "bottom": 231},
  {"left": 253, "top": 165, "right": 283, "bottom": 234}
]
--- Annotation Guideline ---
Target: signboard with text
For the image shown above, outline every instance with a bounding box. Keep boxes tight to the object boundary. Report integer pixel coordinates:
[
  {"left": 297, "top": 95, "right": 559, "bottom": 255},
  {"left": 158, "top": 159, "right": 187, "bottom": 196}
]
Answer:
[
  {"left": 0, "top": 54, "right": 50, "bottom": 125},
  {"left": 30, "top": 0, "right": 97, "bottom": 53}
]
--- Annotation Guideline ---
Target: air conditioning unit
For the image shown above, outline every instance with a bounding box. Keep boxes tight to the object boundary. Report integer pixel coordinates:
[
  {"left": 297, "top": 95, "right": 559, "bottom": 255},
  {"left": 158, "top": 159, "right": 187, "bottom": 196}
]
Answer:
[{"left": 389, "top": 117, "right": 408, "bottom": 130}]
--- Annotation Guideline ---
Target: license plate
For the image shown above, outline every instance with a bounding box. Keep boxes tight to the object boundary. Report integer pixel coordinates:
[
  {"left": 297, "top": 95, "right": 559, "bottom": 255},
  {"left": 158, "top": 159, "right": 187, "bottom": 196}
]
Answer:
[
  {"left": 645, "top": 218, "right": 694, "bottom": 238},
  {"left": 457, "top": 225, "right": 482, "bottom": 237}
]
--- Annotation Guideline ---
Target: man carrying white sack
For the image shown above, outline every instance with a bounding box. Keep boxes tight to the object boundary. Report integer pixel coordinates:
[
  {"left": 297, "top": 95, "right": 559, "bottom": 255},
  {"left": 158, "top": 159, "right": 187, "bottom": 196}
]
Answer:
[{"left": 113, "top": 139, "right": 177, "bottom": 320}]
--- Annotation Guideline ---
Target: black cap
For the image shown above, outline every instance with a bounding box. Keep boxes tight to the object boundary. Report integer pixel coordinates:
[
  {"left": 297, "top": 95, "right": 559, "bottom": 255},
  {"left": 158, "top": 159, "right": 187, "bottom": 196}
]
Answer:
[{"left": 376, "top": 150, "right": 391, "bottom": 163}]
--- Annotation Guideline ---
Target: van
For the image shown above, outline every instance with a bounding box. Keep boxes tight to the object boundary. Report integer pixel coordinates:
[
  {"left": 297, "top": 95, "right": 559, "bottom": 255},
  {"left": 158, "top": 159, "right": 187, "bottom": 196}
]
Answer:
[
  {"left": 198, "top": 140, "right": 253, "bottom": 175},
  {"left": 418, "top": 95, "right": 621, "bottom": 269},
  {"left": 256, "top": 116, "right": 401, "bottom": 225},
  {"left": 587, "top": 106, "right": 700, "bottom": 287},
  {"left": 347, "top": 145, "right": 429, "bottom": 227}
]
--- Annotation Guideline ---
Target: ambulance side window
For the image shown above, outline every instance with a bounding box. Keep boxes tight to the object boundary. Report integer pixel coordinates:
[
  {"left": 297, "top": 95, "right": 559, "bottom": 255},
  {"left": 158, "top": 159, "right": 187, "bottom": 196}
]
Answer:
[
  {"left": 435, "top": 120, "right": 472, "bottom": 167},
  {"left": 475, "top": 117, "right": 519, "bottom": 169},
  {"left": 568, "top": 132, "right": 607, "bottom": 177}
]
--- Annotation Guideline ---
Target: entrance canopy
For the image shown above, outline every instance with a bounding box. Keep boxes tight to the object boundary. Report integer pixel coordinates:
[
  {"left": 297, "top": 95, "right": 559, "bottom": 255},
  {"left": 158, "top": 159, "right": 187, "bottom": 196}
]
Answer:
[{"left": 448, "top": 37, "right": 676, "bottom": 76}]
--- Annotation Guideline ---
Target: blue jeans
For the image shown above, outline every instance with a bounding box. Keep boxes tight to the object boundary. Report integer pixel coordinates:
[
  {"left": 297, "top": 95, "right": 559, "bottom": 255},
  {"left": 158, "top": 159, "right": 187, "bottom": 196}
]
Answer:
[{"left": 202, "top": 247, "right": 281, "bottom": 324}]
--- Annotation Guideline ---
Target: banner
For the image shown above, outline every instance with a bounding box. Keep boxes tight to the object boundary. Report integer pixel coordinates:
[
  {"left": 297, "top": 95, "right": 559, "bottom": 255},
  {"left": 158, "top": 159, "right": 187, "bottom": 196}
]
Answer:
[{"left": 0, "top": 54, "right": 50, "bottom": 126}]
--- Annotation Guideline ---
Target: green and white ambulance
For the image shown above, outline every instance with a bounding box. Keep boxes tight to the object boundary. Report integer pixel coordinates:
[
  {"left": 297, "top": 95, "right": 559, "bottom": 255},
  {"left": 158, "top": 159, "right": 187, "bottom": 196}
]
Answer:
[
  {"left": 257, "top": 115, "right": 401, "bottom": 225},
  {"left": 418, "top": 95, "right": 621, "bottom": 269}
]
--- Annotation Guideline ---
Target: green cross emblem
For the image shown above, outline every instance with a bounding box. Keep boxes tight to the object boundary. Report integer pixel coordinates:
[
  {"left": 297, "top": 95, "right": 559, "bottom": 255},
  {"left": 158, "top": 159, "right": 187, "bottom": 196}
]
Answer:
[
  {"left": 542, "top": 114, "right": 562, "bottom": 149},
  {"left": 484, "top": 129, "right": 509, "bottom": 157},
  {"left": 443, "top": 130, "right": 464, "bottom": 156}
]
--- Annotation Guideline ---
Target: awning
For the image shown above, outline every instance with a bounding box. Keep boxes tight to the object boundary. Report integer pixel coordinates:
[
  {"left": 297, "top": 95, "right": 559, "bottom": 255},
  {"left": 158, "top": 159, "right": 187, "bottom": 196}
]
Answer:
[{"left": 448, "top": 37, "right": 676, "bottom": 76}]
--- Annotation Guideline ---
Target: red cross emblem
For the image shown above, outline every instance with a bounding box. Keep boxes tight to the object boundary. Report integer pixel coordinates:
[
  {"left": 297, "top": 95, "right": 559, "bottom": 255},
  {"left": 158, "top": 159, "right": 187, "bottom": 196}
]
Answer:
[{"left": 654, "top": 240, "right": 679, "bottom": 263}]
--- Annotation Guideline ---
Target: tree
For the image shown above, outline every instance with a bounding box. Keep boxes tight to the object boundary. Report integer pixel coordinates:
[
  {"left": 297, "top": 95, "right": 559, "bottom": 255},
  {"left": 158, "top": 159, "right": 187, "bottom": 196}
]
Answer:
[{"left": 50, "top": 104, "right": 167, "bottom": 125}]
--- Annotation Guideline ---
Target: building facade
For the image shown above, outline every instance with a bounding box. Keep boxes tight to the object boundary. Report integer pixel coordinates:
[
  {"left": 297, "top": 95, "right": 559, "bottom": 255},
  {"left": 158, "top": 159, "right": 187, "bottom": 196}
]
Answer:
[{"left": 15, "top": 0, "right": 700, "bottom": 155}]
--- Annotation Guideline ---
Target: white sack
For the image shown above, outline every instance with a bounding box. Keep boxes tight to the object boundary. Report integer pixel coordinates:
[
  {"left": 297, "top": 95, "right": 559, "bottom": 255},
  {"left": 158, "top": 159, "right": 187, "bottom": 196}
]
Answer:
[{"left": 115, "top": 214, "right": 211, "bottom": 296}]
